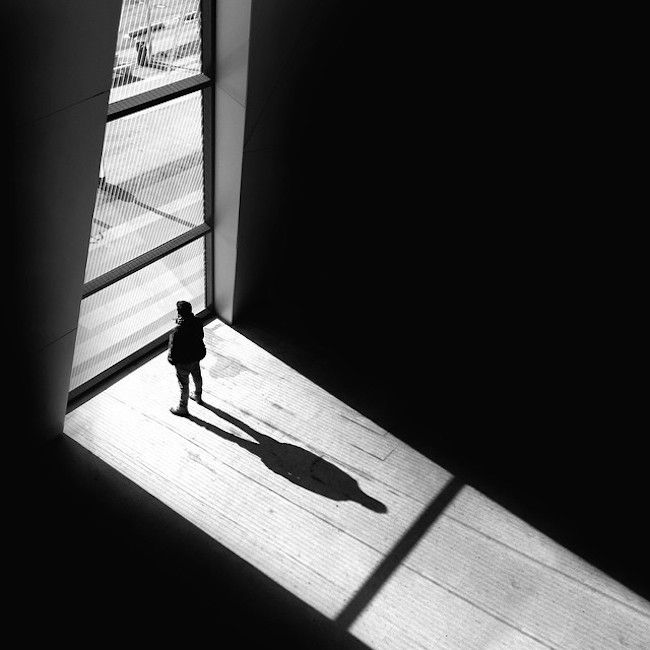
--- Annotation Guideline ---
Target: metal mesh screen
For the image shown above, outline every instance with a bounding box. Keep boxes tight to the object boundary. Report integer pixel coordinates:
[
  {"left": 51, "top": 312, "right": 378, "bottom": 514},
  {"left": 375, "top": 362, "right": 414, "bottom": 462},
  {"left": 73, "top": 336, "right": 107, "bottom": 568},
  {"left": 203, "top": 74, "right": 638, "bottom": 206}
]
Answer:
[
  {"left": 110, "top": 0, "right": 202, "bottom": 103},
  {"left": 85, "top": 91, "right": 205, "bottom": 283},
  {"left": 71, "top": 237, "right": 206, "bottom": 391}
]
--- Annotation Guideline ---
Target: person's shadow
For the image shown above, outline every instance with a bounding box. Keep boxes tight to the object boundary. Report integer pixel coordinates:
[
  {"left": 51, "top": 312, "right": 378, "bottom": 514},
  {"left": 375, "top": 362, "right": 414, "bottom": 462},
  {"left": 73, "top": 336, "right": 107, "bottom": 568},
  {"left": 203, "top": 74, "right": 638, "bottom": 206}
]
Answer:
[{"left": 187, "top": 402, "right": 387, "bottom": 513}]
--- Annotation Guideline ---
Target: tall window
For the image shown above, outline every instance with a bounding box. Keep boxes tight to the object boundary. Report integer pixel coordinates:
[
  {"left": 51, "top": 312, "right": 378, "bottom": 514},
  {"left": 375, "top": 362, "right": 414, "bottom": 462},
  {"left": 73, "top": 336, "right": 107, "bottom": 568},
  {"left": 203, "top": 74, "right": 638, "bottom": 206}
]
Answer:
[{"left": 70, "top": 0, "right": 213, "bottom": 397}]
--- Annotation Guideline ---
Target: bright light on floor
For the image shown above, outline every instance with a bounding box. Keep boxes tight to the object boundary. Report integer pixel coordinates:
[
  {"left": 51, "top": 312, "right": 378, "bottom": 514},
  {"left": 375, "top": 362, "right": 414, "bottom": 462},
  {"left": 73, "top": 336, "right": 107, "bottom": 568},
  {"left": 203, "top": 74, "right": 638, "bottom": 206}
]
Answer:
[{"left": 64, "top": 319, "right": 650, "bottom": 649}]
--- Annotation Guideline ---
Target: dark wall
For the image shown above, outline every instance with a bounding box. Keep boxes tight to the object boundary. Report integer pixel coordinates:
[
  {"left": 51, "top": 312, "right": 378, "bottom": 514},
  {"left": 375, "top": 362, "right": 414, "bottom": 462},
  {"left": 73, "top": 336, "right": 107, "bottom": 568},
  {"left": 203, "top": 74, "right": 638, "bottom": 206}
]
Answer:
[
  {"left": 6, "top": 0, "right": 122, "bottom": 447},
  {"left": 237, "top": 2, "right": 647, "bottom": 596}
]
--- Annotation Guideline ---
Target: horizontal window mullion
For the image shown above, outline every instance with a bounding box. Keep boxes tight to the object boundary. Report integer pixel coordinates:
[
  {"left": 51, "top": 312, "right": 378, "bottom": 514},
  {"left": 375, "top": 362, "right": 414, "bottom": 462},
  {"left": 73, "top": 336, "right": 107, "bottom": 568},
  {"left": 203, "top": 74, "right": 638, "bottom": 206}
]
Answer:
[
  {"left": 108, "top": 73, "right": 212, "bottom": 121},
  {"left": 82, "top": 223, "right": 210, "bottom": 298}
]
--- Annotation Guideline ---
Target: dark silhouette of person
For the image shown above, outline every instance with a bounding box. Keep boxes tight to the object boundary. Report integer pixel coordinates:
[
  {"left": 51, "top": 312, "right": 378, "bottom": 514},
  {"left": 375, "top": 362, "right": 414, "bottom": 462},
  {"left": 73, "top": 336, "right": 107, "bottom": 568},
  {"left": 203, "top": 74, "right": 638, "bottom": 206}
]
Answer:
[
  {"left": 135, "top": 41, "right": 149, "bottom": 66},
  {"left": 168, "top": 300, "right": 206, "bottom": 416},
  {"left": 189, "top": 404, "right": 387, "bottom": 512}
]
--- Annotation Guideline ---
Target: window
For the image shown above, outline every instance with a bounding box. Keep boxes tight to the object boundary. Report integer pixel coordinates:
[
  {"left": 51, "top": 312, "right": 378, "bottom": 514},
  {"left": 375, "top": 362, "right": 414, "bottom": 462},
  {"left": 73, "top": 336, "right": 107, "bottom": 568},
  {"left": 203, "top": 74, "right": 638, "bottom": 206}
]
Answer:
[
  {"left": 110, "top": 0, "right": 202, "bottom": 103},
  {"left": 70, "top": 0, "right": 213, "bottom": 398},
  {"left": 87, "top": 91, "right": 205, "bottom": 282},
  {"left": 71, "top": 238, "right": 207, "bottom": 391}
]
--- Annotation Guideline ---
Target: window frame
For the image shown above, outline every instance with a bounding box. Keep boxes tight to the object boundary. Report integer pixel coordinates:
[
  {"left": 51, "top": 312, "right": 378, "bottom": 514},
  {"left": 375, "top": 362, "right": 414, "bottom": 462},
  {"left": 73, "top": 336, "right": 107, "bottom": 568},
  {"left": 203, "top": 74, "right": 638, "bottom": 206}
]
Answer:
[{"left": 68, "top": 0, "right": 215, "bottom": 407}]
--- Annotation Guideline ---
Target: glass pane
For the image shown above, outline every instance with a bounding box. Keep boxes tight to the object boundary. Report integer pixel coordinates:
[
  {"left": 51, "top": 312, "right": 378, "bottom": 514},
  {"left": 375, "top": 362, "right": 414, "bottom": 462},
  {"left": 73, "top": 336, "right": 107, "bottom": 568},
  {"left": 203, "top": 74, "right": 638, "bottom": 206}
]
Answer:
[
  {"left": 86, "top": 91, "right": 205, "bottom": 282},
  {"left": 71, "top": 237, "right": 206, "bottom": 391},
  {"left": 111, "top": 0, "right": 202, "bottom": 103}
]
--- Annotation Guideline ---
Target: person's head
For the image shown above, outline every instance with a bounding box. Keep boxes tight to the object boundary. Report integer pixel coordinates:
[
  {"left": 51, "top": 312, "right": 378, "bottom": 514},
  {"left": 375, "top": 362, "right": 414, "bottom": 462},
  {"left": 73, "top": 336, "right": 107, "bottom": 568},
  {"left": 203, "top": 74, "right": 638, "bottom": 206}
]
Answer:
[{"left": 176, "top": 300, "right": 192, "bottom": 317}]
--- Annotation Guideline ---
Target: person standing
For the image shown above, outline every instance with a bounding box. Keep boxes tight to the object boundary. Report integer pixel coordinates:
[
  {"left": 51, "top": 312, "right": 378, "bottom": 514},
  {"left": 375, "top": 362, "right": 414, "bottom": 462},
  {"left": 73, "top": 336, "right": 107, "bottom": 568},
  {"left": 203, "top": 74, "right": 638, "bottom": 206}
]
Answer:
[{"left": 168, "top": 300, "right": 206, "bottom": 415}]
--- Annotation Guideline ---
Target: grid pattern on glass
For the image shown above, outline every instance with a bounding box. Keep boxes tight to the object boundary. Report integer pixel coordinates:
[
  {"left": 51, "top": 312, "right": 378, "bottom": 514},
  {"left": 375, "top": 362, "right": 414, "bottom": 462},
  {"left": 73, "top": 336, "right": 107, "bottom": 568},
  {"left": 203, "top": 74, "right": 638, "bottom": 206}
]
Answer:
[
  {"left": 71, "top": 237, "right": 206, "bottom": 391},
  {"left": 86, "top": 91, "right": 205, "bottom": 283},
  {"left": 111, "top": 0, "right": 202, "bottom": 103}
]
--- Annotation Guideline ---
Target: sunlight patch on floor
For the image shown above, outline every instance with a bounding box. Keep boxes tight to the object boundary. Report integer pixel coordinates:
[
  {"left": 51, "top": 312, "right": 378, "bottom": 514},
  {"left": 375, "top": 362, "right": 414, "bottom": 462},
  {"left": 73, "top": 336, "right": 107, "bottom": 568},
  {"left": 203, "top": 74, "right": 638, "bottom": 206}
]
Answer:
[{"left": 64, "top": 319, "right": 650, "bottom": 649}]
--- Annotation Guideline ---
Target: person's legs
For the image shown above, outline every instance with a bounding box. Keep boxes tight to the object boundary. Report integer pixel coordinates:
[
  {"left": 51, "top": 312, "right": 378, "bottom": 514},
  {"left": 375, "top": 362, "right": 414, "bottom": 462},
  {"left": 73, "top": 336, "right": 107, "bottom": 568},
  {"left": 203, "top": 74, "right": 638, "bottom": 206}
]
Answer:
[
  {"left": 172, "top": 363, "right": 191, "bottom": 414},
  {"left": 189, "top": 361, "right": 203, "bottom": 402}
]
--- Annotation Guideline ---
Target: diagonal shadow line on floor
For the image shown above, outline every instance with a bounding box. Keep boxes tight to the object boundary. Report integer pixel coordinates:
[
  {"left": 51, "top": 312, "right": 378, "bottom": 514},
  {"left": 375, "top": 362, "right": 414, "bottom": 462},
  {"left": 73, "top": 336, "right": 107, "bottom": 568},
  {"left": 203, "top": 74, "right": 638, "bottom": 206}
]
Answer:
[
  {"left": 99, "top": 180, "right": 198, "bottom": 229},
  {"left": 335, "top": 475, "right": 464, "bottom": 629}
]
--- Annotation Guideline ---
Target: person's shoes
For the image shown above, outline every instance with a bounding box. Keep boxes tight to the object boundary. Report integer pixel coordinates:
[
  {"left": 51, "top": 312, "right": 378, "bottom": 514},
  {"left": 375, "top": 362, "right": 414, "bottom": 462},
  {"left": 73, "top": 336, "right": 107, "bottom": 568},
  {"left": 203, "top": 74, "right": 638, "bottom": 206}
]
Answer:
[
  {"left": 170, "top": 405, "right": 189, "bottom": 416},
  {"left": 189, "top": 392, "right": 203, "bottom": 404}
]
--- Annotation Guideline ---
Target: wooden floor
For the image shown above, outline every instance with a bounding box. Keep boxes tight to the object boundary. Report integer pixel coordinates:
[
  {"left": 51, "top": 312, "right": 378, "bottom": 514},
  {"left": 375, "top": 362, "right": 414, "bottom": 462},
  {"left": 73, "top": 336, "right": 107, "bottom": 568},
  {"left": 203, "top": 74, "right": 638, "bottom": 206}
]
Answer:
[{"left": 64, "top": 319, "right": 650, "bottom": 649}]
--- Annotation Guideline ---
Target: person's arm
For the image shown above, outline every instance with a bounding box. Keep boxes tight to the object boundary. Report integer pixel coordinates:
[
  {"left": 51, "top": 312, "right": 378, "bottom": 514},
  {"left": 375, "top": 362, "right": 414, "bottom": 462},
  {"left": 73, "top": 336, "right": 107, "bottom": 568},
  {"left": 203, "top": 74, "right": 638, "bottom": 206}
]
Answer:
[
  {"left": 198, "top": 323, "right": 206, "bottom": 359},
  {"left": 167, "top": 329, "right": 176, "bottom": 364}
]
